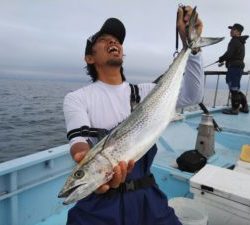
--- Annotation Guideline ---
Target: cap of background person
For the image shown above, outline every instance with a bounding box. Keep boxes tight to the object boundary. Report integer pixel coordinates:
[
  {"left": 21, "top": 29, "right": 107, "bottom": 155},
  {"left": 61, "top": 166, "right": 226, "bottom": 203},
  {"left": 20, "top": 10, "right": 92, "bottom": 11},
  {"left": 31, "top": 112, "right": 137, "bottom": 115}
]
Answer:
[
  {"left": 228, "top": 23, "right": 244, "bottom": 33},
  {"left": 85, "top": 18, "right": 126, "bottom": 55}
]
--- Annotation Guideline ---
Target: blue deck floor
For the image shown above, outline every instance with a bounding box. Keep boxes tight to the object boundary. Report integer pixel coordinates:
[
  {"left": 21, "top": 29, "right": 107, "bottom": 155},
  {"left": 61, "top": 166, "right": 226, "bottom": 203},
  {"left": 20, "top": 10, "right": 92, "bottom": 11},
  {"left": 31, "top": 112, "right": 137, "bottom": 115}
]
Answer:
[{"left": 149, "top": 107, "right": 250, "bottom": 201}]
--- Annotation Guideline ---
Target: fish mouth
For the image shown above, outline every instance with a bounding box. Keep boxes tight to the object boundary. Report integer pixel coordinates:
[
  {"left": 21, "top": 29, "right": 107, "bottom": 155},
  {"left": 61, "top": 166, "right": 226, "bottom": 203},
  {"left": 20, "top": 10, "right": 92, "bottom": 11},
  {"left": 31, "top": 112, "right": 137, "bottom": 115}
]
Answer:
[{"left": 58, "top": 184, "right": 83, "bottom": 198}]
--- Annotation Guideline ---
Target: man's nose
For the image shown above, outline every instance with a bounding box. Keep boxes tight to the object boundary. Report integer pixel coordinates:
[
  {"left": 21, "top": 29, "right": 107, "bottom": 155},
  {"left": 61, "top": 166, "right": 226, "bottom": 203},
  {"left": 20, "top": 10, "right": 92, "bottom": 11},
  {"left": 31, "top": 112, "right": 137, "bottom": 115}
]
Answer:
[{"left": 109, "top": 38, "right": 117, "bottom": 44}]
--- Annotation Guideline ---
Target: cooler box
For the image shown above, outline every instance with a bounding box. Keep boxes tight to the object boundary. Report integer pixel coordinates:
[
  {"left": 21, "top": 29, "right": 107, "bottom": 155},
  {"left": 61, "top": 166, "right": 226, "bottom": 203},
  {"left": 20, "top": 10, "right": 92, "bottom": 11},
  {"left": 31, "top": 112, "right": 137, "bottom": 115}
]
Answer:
[
  {"left": 190, "top": 164, "right": 250, "bottom": 225},
  {"left": 234, "top": 160, "right": 250, "bottom": 174}
]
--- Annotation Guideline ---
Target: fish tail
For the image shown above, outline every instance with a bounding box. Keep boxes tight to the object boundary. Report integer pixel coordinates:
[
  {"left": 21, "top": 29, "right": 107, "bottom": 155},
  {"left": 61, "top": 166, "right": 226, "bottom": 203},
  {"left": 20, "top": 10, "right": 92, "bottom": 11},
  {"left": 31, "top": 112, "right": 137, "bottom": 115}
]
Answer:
[{"left": 187, "top": 6, "right": 224, "bottom": 49}]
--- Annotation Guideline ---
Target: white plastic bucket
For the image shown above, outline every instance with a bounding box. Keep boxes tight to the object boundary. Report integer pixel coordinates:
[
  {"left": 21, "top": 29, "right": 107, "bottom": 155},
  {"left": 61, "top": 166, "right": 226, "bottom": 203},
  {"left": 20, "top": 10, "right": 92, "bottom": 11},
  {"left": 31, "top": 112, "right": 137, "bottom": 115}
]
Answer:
[{"left": 169, "top": 197, "right": 208, "bottom": 225}]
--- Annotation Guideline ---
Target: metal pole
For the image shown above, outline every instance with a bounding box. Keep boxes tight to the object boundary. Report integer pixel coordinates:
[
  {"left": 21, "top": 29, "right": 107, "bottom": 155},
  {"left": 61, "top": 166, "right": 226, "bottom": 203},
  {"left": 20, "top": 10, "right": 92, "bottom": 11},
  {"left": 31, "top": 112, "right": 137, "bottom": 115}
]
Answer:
[
  {"left": 227, "top": 91, "right": 230, "bottom": 106},
  {"left": 201, "top": 75, "right": 207, "bottom": 103},
  {"left": 204, "top": 70, "right": 249, "bottom": 107},
  {"left": 10, "top": 172, "right": 18, "bottom": 225},
  {"left": 213, "top": 75, "right": 220, "bottom": 108},
  {"left": 245, "top": 73, "right": 250, "bottom": 97}
]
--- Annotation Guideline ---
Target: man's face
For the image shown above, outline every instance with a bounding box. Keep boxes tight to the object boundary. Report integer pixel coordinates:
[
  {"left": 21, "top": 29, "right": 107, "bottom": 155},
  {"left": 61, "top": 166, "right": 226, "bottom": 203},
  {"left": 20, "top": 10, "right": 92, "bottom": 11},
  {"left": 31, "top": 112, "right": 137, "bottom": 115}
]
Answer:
[
  {"left": 89, "top": 34, "right": 123, "bottom": 67},
  {"left": 230, "top": 28, "right": 241, "bottom": 37}
]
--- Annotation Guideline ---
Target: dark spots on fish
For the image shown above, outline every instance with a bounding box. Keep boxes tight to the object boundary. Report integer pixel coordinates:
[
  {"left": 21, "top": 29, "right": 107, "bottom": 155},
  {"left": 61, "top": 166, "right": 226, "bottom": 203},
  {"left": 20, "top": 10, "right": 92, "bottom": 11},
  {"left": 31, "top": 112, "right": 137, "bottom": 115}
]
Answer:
[{"left": 97, "top": 169, "right": 102, "bottom": 174}]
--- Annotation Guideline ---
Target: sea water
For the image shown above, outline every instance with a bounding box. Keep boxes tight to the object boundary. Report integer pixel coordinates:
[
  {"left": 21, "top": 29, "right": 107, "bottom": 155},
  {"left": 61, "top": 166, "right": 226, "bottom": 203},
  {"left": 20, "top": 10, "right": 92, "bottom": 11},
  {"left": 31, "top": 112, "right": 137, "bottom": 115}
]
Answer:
[{"left": 0, "top": 77, "right": 85, "bottom": 162}]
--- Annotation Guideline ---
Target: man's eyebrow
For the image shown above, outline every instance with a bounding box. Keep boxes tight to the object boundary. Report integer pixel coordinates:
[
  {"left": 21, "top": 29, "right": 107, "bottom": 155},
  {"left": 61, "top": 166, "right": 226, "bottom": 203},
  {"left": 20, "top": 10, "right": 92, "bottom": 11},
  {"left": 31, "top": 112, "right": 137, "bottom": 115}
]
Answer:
[{"left": 97, "top": 34, "right": 119, "bottom": 41}]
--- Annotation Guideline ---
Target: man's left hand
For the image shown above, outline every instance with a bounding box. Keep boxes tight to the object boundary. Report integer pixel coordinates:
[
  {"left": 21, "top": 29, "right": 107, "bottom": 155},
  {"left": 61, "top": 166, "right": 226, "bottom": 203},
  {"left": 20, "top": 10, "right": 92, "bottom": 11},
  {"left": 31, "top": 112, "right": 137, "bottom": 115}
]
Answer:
[{"left": 177, "top": 5, "right": 203, "bottom": 48}]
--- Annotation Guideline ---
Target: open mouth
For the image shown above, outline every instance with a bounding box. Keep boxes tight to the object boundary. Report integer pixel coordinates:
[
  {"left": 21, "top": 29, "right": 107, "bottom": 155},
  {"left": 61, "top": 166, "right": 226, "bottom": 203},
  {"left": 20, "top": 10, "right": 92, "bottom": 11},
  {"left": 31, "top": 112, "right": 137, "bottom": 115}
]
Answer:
[
  {"left": 108, "top": 45, "right": 119, "bottom": 54},
  {"left": 58, "top": 184, "right": 82, "bottom": 198}
]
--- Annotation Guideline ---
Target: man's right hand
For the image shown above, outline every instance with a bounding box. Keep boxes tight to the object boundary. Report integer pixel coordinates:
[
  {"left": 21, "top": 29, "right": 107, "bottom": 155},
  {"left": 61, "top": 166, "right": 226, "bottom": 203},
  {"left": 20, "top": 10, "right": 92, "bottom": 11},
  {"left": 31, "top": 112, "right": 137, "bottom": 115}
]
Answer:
[{"left": 70, "top": 142, "right": 135, "bottom": 194}]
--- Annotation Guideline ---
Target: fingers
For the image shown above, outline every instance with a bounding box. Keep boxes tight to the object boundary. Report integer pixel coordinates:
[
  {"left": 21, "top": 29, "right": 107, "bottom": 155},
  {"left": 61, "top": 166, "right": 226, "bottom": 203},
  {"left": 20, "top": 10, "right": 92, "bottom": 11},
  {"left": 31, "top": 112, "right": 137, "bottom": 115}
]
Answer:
[
  {"left": 183, "top": 6, "right": 193, "bottom": 22},
  {"left": 185, "top": 6, "right": 203, "bottom": 35},
  {"left": 109, "top": 161, "right": 127, "bottom": 187},
  {"left": 177, "top": 6, "right": 191, "bottom": 27},
  {"left": 177, "top": 5, "right": 203, "bottom": 47},
  {"left": 95, "top": 184, "right": 110, "bottom": 194},
  {"left": 71, "top": 147, "right": 88, "bottom": 163},
  {"left": 127, "top": 160, "right": 135, "bottom": 173},
  {"left": 177, "top": 7, "right": 185, "bottom": 28},
  {"left": 70, "top": 142, "right": 90, "bottom": 163},
  {"left": 178, "top": 6, "right": 198, "bottom": 27},
  {"left": 73, "top": 151, "right": 86, "bottom": 163},
  {"left": 95, "top": 160, "right": 135, "bottom": 194},
  {"left": 177, "top": 6, "right": 189, "bottom": 47}
]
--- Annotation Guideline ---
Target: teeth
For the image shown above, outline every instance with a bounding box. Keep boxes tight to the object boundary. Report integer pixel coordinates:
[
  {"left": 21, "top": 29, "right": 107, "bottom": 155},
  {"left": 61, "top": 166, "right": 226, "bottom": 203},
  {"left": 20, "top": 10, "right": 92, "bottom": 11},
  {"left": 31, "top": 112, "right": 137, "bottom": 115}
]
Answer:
[{"left": 108, "top": 46, "right": 119, "bottom": 53}]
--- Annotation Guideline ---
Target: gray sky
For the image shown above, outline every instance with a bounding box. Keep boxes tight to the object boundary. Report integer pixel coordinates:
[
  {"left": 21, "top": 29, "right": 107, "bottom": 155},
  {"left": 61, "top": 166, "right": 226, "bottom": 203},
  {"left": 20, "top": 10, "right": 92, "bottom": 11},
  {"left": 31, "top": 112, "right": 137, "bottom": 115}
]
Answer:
[{"left": 0, "top": 0, "right": 249, "bottom": 82}]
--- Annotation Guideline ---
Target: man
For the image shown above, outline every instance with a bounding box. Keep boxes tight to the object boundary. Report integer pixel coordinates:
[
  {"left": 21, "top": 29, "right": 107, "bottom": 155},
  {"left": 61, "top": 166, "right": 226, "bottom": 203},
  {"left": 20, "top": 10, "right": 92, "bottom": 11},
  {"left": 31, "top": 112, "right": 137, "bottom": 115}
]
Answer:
[
  {"left": 218, "top": 23, "right": 249, "bottom": 115},
  {"left": 64, "top": 6, "right": 203, "bottom": 225}
]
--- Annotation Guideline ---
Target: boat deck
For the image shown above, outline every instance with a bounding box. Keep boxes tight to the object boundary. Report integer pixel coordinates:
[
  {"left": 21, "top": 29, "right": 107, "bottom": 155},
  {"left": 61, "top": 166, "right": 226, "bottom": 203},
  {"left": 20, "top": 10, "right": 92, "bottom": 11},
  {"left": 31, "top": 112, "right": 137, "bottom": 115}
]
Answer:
[
  {"left": 152, "top": 107, "right": 250, "bottom": 199},
  {"left": 1, "top": 106, "right": 249, "bottom": 225}
]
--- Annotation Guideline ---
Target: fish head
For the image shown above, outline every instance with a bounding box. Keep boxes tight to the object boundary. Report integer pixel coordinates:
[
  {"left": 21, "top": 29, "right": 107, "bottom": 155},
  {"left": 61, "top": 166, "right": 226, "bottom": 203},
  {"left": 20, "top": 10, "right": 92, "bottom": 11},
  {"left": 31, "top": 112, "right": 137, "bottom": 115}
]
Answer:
[
  {"left": 58, "top": 154, "right": 113, "bottom": 205},
  {"left": 58, "top": 164, "right": 91, "bottom": 204}
]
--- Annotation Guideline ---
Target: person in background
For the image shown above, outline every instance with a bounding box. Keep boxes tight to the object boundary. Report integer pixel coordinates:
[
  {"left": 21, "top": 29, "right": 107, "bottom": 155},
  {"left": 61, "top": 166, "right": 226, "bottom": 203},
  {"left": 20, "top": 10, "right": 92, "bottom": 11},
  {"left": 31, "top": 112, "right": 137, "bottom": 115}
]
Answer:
[
  {"left": 63, "top": 6, "right": 204, "bottom": 225},
  {"left": 218, "top": 23, "right": 249, "bottom": 115}
]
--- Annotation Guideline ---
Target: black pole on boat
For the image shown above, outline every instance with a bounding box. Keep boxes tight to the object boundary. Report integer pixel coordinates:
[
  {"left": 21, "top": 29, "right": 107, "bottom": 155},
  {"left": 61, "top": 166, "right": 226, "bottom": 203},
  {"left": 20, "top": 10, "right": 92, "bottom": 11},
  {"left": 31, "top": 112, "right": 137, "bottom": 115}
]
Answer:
[{"left": 199, "top": 103, "right": 222, "bottom": 132}]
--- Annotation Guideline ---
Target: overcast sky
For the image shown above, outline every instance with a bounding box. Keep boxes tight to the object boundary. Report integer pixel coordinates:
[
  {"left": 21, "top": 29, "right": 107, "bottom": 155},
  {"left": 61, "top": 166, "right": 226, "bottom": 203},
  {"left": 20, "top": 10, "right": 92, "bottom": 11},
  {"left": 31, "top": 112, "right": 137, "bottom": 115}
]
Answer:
[{"left": 0, "top": 0, "right": 249, "bottom": 82}]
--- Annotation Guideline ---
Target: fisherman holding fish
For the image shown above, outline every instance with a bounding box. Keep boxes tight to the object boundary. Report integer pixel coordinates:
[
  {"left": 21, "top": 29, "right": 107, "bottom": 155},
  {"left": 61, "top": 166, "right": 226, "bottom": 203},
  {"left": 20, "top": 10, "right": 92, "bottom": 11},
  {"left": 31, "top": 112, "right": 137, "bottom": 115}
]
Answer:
[{"left": 62, "top": 5, "right": 205, "bottom": 225}]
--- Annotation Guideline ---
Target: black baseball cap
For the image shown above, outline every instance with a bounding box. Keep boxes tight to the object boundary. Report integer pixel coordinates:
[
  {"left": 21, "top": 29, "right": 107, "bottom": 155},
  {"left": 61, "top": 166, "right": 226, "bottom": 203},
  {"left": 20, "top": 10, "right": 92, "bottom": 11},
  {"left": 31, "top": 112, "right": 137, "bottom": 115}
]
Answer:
[
  {"left": 228, "top": 23, "right": 244, "bottom": 33},
  {"left": 85, "top": 18, "right": 126, "bottom": 55}
]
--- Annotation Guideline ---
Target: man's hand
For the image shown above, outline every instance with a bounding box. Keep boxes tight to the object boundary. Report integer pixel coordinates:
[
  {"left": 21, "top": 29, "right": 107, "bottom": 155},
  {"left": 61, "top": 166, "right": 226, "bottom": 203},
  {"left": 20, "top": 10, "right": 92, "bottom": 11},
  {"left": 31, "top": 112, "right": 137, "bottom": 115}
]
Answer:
[
  {"left": 70, "top": 142, "right": 135, "bottom": 194},
  {"left": 95, "top": 160, "right": 135, "bottom": 194},
  {"left": 70, "top": 142, "right": 90, "bottom": 163},
  {"left": 177, "top": 5, "right": 203, "bottom": 48}
]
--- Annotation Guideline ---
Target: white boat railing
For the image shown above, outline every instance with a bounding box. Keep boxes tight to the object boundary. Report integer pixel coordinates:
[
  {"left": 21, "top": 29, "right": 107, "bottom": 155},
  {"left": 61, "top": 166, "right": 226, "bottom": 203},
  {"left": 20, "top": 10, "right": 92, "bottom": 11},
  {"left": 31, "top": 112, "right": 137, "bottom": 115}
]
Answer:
[
  {"left": 204, "top": 70, "right": 250, "bottom": 108},
  {"left": 0, "top": 145, "right": 73, "bottom": 225}
]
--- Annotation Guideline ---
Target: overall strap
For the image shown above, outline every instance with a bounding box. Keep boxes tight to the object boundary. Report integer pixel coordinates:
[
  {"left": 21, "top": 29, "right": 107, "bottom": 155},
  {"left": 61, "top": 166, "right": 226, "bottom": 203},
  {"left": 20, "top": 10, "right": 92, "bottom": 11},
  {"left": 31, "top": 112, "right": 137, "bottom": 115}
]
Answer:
[
  {"left": 129, "top": 83, "right": 141, "bottom": 111},
  {"left": 129, "top": 83, "right": 151, "bottom": 172}
]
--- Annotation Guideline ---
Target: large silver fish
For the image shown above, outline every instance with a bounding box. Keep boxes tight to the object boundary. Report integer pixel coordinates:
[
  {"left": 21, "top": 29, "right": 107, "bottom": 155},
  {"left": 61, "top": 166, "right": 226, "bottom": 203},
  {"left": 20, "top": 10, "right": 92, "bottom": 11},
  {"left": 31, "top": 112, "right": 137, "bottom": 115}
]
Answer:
[{"left": 59, "top": 7, "right": 224, "bottom": 205}]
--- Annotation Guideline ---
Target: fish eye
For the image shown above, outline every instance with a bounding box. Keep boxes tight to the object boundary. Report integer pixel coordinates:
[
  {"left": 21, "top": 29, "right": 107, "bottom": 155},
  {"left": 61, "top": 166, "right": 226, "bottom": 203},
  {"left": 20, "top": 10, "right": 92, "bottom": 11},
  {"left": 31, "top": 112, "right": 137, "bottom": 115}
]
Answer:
[{"left": 74, "top": 170, "right": 85, "bottom": 179}]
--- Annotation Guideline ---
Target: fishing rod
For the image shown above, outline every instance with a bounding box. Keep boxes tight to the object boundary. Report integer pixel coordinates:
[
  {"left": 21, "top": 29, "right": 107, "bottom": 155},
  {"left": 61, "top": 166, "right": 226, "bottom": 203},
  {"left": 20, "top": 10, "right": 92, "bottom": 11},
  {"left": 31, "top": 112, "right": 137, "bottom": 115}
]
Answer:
[{"left": 203, "top": 61, "right": 224, "bottom": 69}]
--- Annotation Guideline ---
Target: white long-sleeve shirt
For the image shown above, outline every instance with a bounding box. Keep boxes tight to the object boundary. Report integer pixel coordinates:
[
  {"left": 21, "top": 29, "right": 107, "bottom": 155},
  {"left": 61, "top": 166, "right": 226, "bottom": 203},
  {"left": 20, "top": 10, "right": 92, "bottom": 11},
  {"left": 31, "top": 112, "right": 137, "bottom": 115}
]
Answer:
[{"left": 64, "top": 52, "right": 204, "bottom": 146}]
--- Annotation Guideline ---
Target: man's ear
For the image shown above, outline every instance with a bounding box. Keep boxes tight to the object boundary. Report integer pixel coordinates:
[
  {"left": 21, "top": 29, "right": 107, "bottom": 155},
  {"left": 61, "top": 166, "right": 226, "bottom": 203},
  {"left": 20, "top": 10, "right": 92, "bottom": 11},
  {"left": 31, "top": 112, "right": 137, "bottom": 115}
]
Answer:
[{"left": 85, "top": 55, "right": 94, "bottom": 64}]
